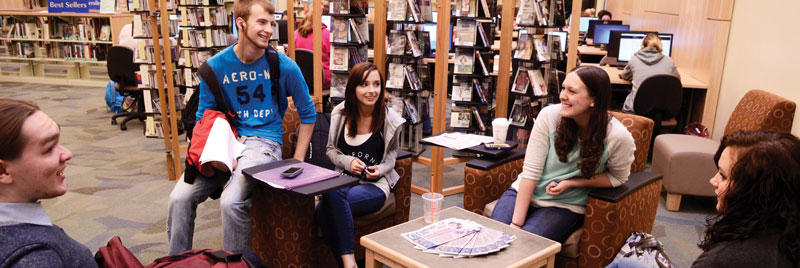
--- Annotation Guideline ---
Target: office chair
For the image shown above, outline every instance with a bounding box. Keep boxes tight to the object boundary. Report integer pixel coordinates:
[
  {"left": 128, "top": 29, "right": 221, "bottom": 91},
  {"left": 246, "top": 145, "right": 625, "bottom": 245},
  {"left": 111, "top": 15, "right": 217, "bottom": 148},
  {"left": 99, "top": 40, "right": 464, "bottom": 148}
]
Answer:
[
  {"left": 295, "top": 48, "right": 329, "bottom": 111},
  {"left": 633, "top": 74, "right": 682, "bottom": 137},
  {"left": 107, "top": 46, "right": 145, "bottom": 131}
]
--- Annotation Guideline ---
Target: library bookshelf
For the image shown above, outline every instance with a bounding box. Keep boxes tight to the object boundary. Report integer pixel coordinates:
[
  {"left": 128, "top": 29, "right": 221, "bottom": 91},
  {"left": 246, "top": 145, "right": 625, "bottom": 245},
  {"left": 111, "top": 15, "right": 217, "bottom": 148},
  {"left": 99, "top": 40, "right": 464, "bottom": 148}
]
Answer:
[{"left": 0, "top": 11, "right": 132, "bottom": 87}]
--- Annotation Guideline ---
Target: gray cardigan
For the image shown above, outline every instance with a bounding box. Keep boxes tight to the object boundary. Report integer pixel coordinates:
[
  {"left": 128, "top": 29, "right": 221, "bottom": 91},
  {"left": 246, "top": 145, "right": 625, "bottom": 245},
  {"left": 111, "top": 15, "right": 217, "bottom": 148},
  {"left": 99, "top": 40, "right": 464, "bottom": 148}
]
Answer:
[
  {"left": 326, "top": 102, "right": 406, "bottom": 189},
  {"left": 619, "top": 46, "right": 681, "bottom": 113}
]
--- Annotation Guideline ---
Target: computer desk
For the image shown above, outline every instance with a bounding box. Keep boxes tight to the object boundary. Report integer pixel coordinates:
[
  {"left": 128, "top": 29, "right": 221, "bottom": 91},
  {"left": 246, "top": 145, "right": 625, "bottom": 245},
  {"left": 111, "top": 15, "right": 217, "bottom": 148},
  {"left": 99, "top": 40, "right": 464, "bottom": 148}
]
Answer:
[
  {"left": 582, "top": 63, "right": 708, "bottom": 127},
  {"left": 578, "top": 44, "right": 607, "bottom": 56}
]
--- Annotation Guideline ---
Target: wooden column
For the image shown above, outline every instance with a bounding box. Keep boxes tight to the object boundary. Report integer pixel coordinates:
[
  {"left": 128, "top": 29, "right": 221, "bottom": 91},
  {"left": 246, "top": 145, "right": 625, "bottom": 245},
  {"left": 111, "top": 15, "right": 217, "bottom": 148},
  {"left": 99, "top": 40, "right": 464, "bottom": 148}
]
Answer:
[
  {"left": 494, "top": 0, "right": 515, "bottom": 117},
  {"left": 428, "top": 0, "right": 451, "bottom": 194},
  {"left": 312, "top": 0, "right": 322, "bottom": 111},
  {"left": 159, "top": 0, "right": 181, "bottom": 181},
  {"left": 148, "top": 0, "right": 179, "bottom": 181},
  {"left": 566, "top": 0, "right": 583, "bottom": 72},
  {"left": 373, "top": 0, "right": 387, "bottom": 76},
  {"left": 287, "top": 0, "right": 296, "bottom": 59}
]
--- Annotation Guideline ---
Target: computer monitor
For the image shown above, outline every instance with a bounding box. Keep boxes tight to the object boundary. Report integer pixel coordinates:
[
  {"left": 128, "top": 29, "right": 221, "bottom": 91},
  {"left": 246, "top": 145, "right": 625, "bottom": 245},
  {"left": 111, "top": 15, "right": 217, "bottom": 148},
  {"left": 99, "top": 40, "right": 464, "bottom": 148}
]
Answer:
[
  {"left": 320, "top": 15, "right": 331, "bottom": 28},
  {"left": 592, "top": 24, "right": 630, "bottom": 45},
  {"left": 276, "top": 19, "right": 288, "bottom": 44},
  {"left": 587, "top": 19, "right": 622, "bottom": 39},
  {"left": 579, "top": 17, "right": 597, "bottom": 32},
  {"left": 367, "top": 23, "right": 374, "bottom": 49},
  {"left": 618, "top": 33, "right": 673, "bottom": 62},
  {"left": 607, "top": 31, "right": 656, "bottom": 58},
  {"left": 548, "top": 31, "right": 567, "bottom": 52}
]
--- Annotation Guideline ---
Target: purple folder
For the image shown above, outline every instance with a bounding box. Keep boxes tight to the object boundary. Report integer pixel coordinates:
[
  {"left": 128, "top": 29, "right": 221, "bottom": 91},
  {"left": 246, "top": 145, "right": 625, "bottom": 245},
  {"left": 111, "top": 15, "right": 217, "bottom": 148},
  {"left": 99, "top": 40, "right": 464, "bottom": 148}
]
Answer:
[{"left": 249, "top": 162, "right": 340, "bottom": 190}]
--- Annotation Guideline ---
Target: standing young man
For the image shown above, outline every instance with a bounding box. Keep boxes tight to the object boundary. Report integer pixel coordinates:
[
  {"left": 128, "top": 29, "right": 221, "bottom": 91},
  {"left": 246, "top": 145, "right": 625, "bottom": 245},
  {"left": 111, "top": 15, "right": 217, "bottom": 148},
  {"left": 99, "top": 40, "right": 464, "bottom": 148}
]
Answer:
[
  {"left": 167, "top": 0, "right": 317, "bottom": 254},
  {"left": 0, "top": 98, "right": 96, "bottom": 267}
]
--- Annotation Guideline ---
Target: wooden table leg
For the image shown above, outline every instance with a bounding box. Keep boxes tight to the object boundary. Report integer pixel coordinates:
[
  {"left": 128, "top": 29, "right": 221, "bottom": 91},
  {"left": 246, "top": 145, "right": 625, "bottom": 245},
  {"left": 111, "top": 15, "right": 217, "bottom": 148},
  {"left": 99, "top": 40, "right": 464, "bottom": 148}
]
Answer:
[
  {"left": 545, "top": 255, "right": 555, "bottom": 268},
  {"left": 365, "top": 248, "right": 381, "bottom": 268}
]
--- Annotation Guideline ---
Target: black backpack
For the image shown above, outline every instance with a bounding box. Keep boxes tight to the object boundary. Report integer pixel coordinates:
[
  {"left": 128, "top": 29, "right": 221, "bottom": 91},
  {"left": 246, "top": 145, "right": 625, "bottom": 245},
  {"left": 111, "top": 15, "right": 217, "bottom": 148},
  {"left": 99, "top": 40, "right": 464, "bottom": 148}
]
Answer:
[{"left": 296, "top": 112, "right": 335, "bottom": 170}]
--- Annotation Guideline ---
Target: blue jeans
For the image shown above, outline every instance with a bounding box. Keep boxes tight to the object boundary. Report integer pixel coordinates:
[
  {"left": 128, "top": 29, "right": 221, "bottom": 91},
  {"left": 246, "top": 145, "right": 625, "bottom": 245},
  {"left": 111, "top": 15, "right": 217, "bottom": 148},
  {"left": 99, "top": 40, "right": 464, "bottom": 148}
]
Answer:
[
  {"left": 167, "top": 137, "right": 281, "bottom": 254},
  {"left": 315, "top": 183, "right": 386, "bottom": 256},
  {"left": 605, "top": 258, "right": 652, "bottom": 268},
  {"left": 490, "top": 188, "right": 584, "bottom": 243}
]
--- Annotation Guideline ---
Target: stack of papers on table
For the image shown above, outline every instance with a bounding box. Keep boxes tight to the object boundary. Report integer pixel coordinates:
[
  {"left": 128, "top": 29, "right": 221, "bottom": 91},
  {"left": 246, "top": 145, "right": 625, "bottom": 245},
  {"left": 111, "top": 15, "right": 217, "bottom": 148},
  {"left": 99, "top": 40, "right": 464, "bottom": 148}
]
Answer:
[
  {"left": 421, "top": 133, "right": 494, "bottom": 150},
  {"left": 401, "top": 218, "right": 516, "bottom": 258}
]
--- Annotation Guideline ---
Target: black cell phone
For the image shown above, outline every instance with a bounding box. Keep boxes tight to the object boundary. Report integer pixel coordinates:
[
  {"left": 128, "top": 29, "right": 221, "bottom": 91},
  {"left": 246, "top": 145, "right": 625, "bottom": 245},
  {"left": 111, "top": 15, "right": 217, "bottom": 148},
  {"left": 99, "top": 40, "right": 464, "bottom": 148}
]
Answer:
[{"left": 280, "top": 167, "right": 303, "bottom": 178}]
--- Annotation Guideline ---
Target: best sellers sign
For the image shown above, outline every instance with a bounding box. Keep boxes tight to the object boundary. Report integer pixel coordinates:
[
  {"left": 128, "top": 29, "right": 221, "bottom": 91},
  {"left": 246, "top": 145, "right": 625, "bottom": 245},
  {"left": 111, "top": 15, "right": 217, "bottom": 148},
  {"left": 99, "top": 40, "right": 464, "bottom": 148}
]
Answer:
[{"left": 49, "top": 0, "right": 91, "bottom": 13}]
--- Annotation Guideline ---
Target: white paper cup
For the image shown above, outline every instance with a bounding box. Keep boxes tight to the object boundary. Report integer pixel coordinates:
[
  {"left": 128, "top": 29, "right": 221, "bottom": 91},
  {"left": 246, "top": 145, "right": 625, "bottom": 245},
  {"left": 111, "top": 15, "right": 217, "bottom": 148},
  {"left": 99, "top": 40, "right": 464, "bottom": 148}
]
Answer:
[
  {"left": 492, "top": 118, "right": 510, "bottom": 144},
  {"left": 422, "top": 192, "right": 444, "bottom": 223}
]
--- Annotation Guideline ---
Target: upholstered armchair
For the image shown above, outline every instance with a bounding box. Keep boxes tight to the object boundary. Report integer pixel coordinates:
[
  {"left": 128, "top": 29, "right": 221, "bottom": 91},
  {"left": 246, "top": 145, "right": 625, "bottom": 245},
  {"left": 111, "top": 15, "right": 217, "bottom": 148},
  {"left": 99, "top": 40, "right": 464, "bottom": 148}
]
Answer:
[
  {"left": 653, "top": 89, "right": 796, "bottom": 211},
  {"left": 464, "top": 112, "right": 662, "bottom": 268},
  {"left": 252, "top": 99, "right": 413, "bottom": 267}
]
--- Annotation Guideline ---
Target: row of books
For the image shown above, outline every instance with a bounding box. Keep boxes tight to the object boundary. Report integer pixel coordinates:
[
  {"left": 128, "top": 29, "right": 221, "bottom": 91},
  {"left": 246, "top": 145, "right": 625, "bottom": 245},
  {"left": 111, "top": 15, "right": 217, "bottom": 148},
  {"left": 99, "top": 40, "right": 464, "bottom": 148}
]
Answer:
[
  {"left": 180, "top": 6, "right": 229, "bottom": 27},
  {"left": 329, "top": 17, "right": 369, "bottom": 44},
  {"left": 450, "top": 106, "right": 487, "bottom": 131},
  {"left": 179, "top": 0, "right": 222, "bottom": 5},
  {"left": 133, "top": 14, "right": 179, "bottom": 38},
  {"left": 453, "top": 19, "right": 493, "bottom": 48},
  {"left": 387, "top": 30, "right": 430, "bottom": 58},
  {"left": 128, "top": 0, "right": 178, "bottom": 12},
  {"left": 328, "top": 0, "right": 369, "bottom": 15},
  {"left": 387, "top": 0, "right": 434, "bottom": 22},
  {"left": 454, "top": 49, "right": 492, "bottom": 75},
  {"left": 176, "top": 67, "right": 201, "bottom": 87},
  {"left": 388, "top": 95, "right": 426, "bottom": 125},
  {"left": 516, "top": 0, "right": 550, "bottom": 26},
  {"left": 1, "top": 17, "right": 112, "bottom": 42},
  {"left": 46, "top": 43, "right": 109, "bottom": 61},
  {"left": 510, "top": 68, "right": 547, "bottom": 96},
  {"left": 181, "top": 28, "right": 229, "bottom": 48},
  {"left": 451, "top": 77, "right": 490, "bottom": 104},
  {"left": 452, "top": 0, "right": 494, "bottom": 18},
  {"left": 514, "top": 32, "right": 549, "bottom": 62},
  {"left": 6, "top": 41, "right": 36, "bottom": 58},
  {"left": 329, "top": 46, "right": 367, "bottom": 71},
  {"left": 386, "top": 63, "right": 424, "bottom": 91}
]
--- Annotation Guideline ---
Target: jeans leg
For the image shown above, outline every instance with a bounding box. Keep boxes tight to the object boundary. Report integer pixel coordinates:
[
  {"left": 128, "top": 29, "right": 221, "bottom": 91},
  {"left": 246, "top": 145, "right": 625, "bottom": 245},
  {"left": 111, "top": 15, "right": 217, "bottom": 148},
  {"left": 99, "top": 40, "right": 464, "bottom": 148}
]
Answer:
[
  {"left": 319, "top": 184, "right": 385, "bottom": 256},
  {"left": 317, "top": 187, "right": 349, "bottom": 257},
  {"left": 220, "top": 137, "right": 281, "bottom": 252},
  {"left": 490, "top": 189, "right": 521, "bottom": 224},
  {"left": 167, "top": 173, "right": 227, "bottom": 255},
  {"left": 522, "top": 206, "right": 584, "bottom": 243}
]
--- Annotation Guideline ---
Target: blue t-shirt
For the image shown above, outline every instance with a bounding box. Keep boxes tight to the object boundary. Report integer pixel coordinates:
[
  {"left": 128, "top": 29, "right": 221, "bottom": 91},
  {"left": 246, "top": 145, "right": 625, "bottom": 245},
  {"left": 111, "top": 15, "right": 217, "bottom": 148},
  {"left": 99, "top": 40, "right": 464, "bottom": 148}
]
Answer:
[{"left": 196, "top": 45, "right": 317, "bottom": 144}]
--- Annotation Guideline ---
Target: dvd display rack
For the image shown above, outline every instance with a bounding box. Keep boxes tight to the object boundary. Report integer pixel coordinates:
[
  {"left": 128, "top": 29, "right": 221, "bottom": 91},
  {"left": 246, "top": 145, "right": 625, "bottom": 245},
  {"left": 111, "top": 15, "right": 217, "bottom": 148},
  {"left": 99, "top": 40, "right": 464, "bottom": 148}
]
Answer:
[
  {"left": 449, "top": 0, "right": 497, "bottom": 136},
  {"left": 328, "top": 0, "right": 370, "bottom": 105},
  {"left": 176, "top": 0, "right": 232, "bottom": 112},
  {"left": 384, "top": 0, "right": 435, "bottom": 156},
  {"left": 129, "top": 0, "right": 181, "bottom": 139},
  {"left": 507, "top": 0, "right": 564, "bottom": 143}
]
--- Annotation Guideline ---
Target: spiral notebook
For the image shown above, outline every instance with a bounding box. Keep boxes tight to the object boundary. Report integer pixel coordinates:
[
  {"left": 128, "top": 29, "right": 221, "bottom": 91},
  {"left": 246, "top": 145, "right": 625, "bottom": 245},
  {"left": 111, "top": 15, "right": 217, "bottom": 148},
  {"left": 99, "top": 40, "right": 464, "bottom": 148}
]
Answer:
[{"left": 249, "top": 162, "right": 340, "bottom": 190}]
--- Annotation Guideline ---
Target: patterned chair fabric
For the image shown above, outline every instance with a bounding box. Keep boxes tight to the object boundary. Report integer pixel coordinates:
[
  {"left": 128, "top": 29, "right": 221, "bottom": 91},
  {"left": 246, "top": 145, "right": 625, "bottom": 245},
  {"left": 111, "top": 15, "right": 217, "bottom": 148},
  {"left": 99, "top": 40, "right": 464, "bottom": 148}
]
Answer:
[
  {"left": 464, "top": 112, "right": 661, "bottom": 268},
  {"left": 253, "top": 102, "right": 413, "bottom": 267},
  {"left": 723, "top": 89, "right": 796, "bottom": 136}
]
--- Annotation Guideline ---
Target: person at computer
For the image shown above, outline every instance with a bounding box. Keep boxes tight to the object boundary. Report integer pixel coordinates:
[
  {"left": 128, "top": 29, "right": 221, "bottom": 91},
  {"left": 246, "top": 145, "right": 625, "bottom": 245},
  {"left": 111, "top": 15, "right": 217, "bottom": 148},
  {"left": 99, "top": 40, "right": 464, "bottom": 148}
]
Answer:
[
  {"left": 295, "top": 4, "right": 331, "bottom": 90},
  {"left": 317, "top": 62, "right": 405, "bottom": 268},
  {"left": 0, "top": 98, "right": 97, "bottom": 267},
  {"left": 166, "top": 0, "right": 317, "bottom": 255},
  {"left": 619, "top": 33, "right": 680, "bottom": 113},
  {"left": 489, "top": 66, "right": 636, "bottom": 243},
  {"left": 606, "top": 130, "right": 800, "bottom": 268},
  {"left": 597, "top": 10, "right": 612, "bottom": 20}
]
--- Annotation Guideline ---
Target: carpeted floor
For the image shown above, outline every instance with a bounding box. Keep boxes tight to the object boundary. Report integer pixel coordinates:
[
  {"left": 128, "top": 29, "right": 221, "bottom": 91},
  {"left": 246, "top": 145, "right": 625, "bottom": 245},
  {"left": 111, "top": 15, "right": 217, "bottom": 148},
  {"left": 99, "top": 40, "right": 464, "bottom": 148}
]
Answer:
[{"left": 1, "top": 82, "right": 714, "bottom": 267}]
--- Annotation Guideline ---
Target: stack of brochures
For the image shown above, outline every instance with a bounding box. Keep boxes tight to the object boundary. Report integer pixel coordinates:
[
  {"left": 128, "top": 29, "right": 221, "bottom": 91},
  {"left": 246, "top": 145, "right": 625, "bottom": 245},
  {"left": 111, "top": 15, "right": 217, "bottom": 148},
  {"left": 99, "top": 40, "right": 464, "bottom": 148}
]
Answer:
[{"left": 401, "top": 218, "right": 516, "bottom": 258}]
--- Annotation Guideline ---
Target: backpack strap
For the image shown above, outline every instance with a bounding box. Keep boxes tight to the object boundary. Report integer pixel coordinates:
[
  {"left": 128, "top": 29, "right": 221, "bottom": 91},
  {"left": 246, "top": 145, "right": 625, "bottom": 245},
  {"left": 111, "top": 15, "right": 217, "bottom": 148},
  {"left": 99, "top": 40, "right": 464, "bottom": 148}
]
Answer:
[
  {"left": 198, "top": 61, "right": 238, "bottom": 126},
  {"left": 265, "top": 46, "right": 285, "bottom": 117}
]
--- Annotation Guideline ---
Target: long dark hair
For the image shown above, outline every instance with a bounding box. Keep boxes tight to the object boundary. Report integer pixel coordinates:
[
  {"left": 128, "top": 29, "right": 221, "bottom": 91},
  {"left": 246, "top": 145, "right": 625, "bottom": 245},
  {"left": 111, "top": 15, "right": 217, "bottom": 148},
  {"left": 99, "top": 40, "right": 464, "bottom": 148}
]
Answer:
[
  {"left": 555, "top": 66, "right": 612, "bottom": 179},
  {"left": 700, "top": 130, "right": 800, "bottom": 265},
  {"left": 341, "top": 62, "right": 386, "bottom": 138}
]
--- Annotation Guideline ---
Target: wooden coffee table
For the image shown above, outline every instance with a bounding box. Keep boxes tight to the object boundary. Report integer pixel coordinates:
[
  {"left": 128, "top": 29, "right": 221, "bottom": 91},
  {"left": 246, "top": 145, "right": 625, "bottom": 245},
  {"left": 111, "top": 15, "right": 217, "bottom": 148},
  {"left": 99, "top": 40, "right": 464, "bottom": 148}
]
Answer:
[{"left": 361, "top": 207, "right": 561, "bottom": 268}]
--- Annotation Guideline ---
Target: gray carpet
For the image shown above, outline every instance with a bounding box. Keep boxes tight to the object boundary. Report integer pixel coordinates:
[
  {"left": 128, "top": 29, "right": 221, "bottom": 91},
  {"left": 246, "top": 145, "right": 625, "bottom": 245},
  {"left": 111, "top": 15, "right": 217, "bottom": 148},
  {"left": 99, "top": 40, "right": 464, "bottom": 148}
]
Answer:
[{"left": 1, "top": 82, "right": 713, "bottom": 267}]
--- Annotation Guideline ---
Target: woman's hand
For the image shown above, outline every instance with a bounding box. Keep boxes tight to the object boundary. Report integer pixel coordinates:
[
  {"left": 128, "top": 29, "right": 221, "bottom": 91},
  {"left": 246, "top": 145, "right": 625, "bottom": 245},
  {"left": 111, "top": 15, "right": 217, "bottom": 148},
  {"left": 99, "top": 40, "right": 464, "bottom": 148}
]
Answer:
[
  {"left": 546, "top": 180, "right": 571, "bottom": 196},
  {"left": 350, "top": 158, "right": 366, "bottom": 175},
  {"left": 364, "top": 166, "right": 380, "bottom": 180}
]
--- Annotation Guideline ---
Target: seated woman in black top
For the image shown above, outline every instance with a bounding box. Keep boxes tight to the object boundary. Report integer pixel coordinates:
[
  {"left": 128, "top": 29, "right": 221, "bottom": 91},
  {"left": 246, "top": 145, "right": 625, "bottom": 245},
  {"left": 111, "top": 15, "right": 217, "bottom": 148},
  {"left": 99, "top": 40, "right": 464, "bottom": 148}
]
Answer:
[{"left": 317, "top": 62, "right": 405, "bottom": 268}]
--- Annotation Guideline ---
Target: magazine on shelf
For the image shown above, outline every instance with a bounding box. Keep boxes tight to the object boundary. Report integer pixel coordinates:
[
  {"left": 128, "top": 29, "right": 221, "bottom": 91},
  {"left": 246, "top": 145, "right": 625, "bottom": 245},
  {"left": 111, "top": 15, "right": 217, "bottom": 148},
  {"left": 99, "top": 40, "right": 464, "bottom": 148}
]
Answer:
[
  {"left": 330, "top": 46, "right": 349, "bottom": 71},
  {"left": 509, "top": 98, "right": 529, "bottom": 126},
  {"left": 330, "top": 0, "right": 349, "bottom": 14},
  {"left": 450, "top": 106, "right": 472, "bottom": 128},
  {"left": 420, "top": 0, "right": 433, "bottom": 21},
  {"left": 510, "top": 69, "right": 530, "bottom": 94},
  {"left": 454, "top": 19, "right": 476, "bottom": 47},
  {"left": 348, "top": 18, "right": 364, "bottom": 44},
  {"left": 407, "top": 0, "right": 423, "bottom": 22},
  {"left": 404, "top": 98, "right": 421, "bottom": 124},
  {"left": 388, "top": 30, "right": 407, "bottom": 55},
  {"left": 330, "top": 73, "right": 348, "bottom": 98},
  {"left": 387, "top": 0, "right": 408, "bottom": 21},
  {"left": 514, "top": 32, "right": 533, "bottom": 60},
  {"left": 387, "top": 63, "right": 406, "bottom": 89},
  {"left": 473, "top": 78, "right": 488, "bottom": 104},
  {"left": 349, "top": 0, "right": 368, "bottom": 15},
  {"left": 479, "top": 0, "right": 492, "bottom": 18},
  {"left": 417, "top": 61, "right": 432, "bottom": 89},
  {"left": 475, "top": 51, "right": 489, "bottom": 76},
  {"left": 533, "top": 35, "right": 549, "bottom": 62},
  {"left": 404, "top": 64, "right": 423, "bottom": 91},
  {"left": 472, "top": 106, "right": 486, "bottom": 131},
  {"left": 354, "top": 18, "right": 369, "bottom": 42},
  {"left": 406, "top": 30, "right": 423, "bottom": 57},
  {"left": 454, "top": 48, "right": 474, "bottom": 74},
  {"left": 516, "top": 0, "right": 537, "bottom": 25},
  {"left": 529, "top": 69, "right": 547, "bottom": 96},
  {"left": 388, "top": 94, "right": 405, "bottom": 115},
  {"left": 458, "top": 0, "right": 477, "bottom": 17},
  {"left": 476, "top": 21, "right": 490, "bottom": 47},
  {"left": 535, "top": 0, "right": 550, "bottom": 26},
  {"left": 451, "top": 77, "right": 472, "bottom": 101},
  {"left": 330, "top": 17, "right": 349, "bottom": 43}
]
